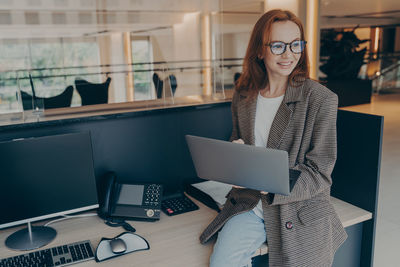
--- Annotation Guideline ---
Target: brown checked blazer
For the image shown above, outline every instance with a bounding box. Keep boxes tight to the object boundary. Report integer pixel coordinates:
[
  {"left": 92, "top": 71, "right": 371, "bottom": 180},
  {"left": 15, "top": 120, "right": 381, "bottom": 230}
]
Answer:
[{"left": 200, "top": 79, "right": 347, "bottom": 267}]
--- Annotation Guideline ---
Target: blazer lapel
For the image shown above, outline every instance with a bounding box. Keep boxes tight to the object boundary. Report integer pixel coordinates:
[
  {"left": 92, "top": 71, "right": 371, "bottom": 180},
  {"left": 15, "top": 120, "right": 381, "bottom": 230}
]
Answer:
[
  {"left": 267, "top": 82, "right": 305, "bottom": 149},
  {"left": 267, "top": 102, "right": 291, "bottom": 149},
  {"left": 238, "top": 91, "right": 257, "bottom": 145}
]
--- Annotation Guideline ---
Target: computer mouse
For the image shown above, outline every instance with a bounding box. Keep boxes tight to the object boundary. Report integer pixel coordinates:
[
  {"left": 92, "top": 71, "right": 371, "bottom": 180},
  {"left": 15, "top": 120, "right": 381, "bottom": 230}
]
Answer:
[{"left": 109, "top": 238, "right": 127, "bottom": 254}]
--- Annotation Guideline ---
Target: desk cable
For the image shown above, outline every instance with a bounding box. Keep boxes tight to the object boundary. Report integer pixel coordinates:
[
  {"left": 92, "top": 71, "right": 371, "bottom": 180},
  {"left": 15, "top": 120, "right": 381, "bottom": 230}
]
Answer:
[{"left": 44, "top": 213, "right": 98, "bottom": 227}]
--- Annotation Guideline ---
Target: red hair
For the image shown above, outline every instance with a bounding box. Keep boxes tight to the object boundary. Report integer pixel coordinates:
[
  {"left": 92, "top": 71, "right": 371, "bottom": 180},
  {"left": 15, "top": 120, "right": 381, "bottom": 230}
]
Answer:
[{"left": 236, "top": 9, "right": 309, "bottom": 94}]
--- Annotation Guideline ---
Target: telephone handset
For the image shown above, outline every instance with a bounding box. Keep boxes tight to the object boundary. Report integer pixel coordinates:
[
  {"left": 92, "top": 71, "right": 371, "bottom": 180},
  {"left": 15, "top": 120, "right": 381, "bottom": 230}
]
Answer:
[{"left": 98, "top": 172, "right": 163, "bottom": 221}]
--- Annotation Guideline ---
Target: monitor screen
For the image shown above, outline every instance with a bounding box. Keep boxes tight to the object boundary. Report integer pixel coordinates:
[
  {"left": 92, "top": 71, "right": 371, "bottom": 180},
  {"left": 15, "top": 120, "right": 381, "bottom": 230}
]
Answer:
[{"left": 0, "top": 132, "right": 98, "bottom": 229}]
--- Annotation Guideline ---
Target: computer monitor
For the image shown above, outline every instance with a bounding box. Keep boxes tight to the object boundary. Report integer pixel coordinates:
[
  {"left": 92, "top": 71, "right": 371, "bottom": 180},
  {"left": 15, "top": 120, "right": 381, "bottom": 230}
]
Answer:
[{"left": 0, "top": 132, "right": 98, "bottom": 251}]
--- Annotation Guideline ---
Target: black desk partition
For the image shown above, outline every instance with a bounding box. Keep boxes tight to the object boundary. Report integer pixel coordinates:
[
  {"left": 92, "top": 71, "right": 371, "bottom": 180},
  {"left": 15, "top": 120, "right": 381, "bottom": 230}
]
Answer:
[
  {"left": 0, "top": 104, "right": 382, "bottom": 266},
  {"left": 331, "top": 110, "right": 383, "bottom": 267},
  {"left": 0, "top": 103, "right": 232, "bottom": 194}
]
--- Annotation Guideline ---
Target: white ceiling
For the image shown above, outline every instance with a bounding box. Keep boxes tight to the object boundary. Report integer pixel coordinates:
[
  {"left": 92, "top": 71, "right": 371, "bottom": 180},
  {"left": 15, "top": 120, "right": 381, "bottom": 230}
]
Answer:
[
  {"left": 320, "top": 0, "right": 400, "bottom": 28},
  {"left": 0, "top": 0, "right": 399, "bottom": 39},
  {"left": 320, "top": 0, "right": 399, "bottom": 17},
  {"left": 223, "top": 0, "right": 400, "bottom": 28}
]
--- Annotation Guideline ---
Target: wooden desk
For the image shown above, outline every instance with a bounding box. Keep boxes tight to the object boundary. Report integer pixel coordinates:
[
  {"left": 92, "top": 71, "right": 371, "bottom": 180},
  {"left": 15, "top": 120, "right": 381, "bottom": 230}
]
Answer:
[
  {"left": 0, "top": 196, "right": 371, "bottom": 267},
  {"left": 0, "top": 103, "right": 382, "bottom": 267}
]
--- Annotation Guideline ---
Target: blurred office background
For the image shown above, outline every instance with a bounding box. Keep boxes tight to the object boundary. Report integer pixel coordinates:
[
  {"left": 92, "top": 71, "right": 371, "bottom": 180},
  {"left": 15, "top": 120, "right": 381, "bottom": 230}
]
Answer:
[
  {"left": 0, "top": 0, "right": 399, "bottom": 266},
  {"left": 0, "top": 0, "right": 399, "bottom": 113}
]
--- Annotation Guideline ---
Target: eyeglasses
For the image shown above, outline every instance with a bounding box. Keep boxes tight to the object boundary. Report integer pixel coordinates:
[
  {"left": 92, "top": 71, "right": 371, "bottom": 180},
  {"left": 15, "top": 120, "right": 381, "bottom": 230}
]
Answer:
[{"left": 265, "top": 40, "right": 307, "bottom": 55}]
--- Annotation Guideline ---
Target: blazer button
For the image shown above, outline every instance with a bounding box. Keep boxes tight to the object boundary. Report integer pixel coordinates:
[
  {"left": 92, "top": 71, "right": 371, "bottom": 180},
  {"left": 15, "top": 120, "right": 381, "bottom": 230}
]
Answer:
[
  {"left": 285, "top": 221, "right": 293, "bottom": 230},
  {"left": 230, "top": 198, "right": 237, "bottom": 205}
]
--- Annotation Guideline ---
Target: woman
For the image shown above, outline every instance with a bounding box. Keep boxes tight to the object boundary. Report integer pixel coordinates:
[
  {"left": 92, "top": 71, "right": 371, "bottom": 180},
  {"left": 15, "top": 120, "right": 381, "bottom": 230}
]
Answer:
[{"left": 200, "top": 9, "right": 347, "bottom": 267}]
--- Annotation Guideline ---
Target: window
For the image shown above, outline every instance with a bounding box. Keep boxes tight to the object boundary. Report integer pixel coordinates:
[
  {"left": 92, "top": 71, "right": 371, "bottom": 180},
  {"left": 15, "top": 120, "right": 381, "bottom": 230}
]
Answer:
[
  {"left": 0, "top": 37, "right": 100, "bottom": 113},
  {"left": 131, "top": 37, "right": 154, "bottom": 100}
]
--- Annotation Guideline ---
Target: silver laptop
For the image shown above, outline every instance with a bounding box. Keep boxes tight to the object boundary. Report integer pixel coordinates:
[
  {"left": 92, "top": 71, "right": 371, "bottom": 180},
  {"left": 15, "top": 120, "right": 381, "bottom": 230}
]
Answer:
[{"left": 186, "top": 135, "right": 290, "bottom": 195}]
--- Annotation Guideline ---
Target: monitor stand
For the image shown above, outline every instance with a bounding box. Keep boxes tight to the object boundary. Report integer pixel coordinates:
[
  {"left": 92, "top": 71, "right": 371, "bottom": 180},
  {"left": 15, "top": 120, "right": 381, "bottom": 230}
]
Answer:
[{"left": 5, "top": 222, "right": 57, "bottom": 251}]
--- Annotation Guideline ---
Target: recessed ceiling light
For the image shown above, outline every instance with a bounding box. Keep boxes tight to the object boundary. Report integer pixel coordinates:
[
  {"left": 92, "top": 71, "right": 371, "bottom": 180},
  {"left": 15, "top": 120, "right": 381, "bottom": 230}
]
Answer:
[{"left": 322, "top": 0, "right": 331, "bottom": 6}]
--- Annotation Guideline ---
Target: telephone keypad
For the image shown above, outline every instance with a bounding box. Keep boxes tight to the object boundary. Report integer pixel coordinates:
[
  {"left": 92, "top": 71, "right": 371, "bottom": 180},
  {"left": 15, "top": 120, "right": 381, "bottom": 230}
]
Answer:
[{"left": 144, "top": 184, "right": 162, "bottom": 206}]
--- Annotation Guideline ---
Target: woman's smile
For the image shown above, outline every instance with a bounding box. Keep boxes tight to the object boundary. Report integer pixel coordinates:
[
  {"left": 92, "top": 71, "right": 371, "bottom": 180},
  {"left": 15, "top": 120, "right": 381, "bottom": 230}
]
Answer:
[{"left": 277, "top": 61, "right": 294, "bottom": 68}]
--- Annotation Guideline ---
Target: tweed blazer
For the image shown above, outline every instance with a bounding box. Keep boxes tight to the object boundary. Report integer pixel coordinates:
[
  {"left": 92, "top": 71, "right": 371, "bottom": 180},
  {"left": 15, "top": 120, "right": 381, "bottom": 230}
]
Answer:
[{"left": 200, "top": 79, "right": 347, "bottom": 267}]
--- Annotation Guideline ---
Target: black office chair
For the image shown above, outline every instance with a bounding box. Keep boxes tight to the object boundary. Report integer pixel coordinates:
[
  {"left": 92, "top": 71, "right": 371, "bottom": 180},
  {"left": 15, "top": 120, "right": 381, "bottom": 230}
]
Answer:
[
  {"left": 152, "top": 73, "right": 177, "bottom": 99},
  {"left": 75, "top": 77, "right": 111, "bottom": 106},
  {"left": 168, "top": 74, "right": 177, "bottom": 96},
  {"left": 152, "top": 73, "right": 163, "bottom": 99},
  {"left": 20, "top": 85, "right": 74, "bottom": 110}
]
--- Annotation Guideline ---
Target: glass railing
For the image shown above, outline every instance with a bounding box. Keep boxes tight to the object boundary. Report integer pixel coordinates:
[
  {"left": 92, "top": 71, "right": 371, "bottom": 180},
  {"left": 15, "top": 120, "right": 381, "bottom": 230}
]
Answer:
[
  {"left": 0, "top": 59, "right": 243, "bottom": 116},
  {"left": 372, "top": 60, "right": 400, "bottom": 94}
]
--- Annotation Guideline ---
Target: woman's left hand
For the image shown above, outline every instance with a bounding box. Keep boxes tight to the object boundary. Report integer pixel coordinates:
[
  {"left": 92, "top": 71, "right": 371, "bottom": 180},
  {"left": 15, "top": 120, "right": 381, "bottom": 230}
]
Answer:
[{"left": 233, "top": 185, "right": 268, "bottom": 195}]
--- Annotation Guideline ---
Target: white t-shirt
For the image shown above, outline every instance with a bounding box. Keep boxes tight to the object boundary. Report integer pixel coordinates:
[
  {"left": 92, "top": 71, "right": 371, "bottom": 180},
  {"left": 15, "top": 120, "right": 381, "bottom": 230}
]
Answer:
[{"left": 252, "top": 92, "right": 284, "bottom": 219}]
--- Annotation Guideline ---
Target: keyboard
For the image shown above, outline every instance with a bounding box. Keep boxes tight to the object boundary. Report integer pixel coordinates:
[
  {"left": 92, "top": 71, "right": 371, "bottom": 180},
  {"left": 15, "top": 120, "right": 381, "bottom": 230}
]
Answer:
[
  {"left": 161, "top": 194, "right": 199, "bottom": 216},
  {"left": 0, "top": 240, "right": 94, "bottom": 267}
]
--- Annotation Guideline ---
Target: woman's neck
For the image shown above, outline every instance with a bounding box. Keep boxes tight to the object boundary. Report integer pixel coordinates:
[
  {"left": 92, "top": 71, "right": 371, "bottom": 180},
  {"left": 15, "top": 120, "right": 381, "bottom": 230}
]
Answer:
[{"left": 261, "top": 77, "right": 288, "bottom": 98}]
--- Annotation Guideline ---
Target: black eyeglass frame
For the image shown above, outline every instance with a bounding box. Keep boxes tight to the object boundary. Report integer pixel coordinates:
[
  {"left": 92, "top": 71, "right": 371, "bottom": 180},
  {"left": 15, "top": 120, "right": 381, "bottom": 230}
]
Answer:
[{"left": 265, "top": 40, "right": 307, "bottom": 55}]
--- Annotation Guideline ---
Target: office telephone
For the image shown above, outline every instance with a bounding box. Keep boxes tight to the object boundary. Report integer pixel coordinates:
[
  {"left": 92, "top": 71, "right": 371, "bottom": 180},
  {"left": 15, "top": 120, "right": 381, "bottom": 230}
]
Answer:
[{"left": 98, "top": 172, "right": 163, "bottom": 221}]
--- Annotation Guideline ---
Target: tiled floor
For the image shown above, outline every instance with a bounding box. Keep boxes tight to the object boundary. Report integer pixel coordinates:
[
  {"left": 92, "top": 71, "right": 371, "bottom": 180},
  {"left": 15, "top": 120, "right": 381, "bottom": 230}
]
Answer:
[{"left": 341, "top": 93, "right": 400, "bottom": 267}]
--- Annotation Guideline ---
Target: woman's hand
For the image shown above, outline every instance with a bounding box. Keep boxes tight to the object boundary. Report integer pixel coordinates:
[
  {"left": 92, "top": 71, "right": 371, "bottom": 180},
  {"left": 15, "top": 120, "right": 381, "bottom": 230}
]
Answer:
[{"left": 233, "top": 185, "right": 268, "bottom": 195}]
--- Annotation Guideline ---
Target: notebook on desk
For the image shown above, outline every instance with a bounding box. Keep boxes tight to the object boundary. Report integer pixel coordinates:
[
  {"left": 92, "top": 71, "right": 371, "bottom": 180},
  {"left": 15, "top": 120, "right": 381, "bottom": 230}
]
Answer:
[{"left": 185, "top": 135, "right": 291, "bottom": 195}]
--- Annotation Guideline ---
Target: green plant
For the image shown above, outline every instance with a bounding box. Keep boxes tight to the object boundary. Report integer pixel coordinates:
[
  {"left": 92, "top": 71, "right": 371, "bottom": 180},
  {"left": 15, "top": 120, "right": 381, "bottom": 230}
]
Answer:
[{"left": 320, "top": 26, "right": 370, "bottom": 79}]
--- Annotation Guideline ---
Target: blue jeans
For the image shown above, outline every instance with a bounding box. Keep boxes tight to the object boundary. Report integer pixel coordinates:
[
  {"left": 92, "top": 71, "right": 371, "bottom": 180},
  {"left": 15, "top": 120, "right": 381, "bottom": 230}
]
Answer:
[{"left": 210, "top": 210, "right": 267, "bottom": 267}]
